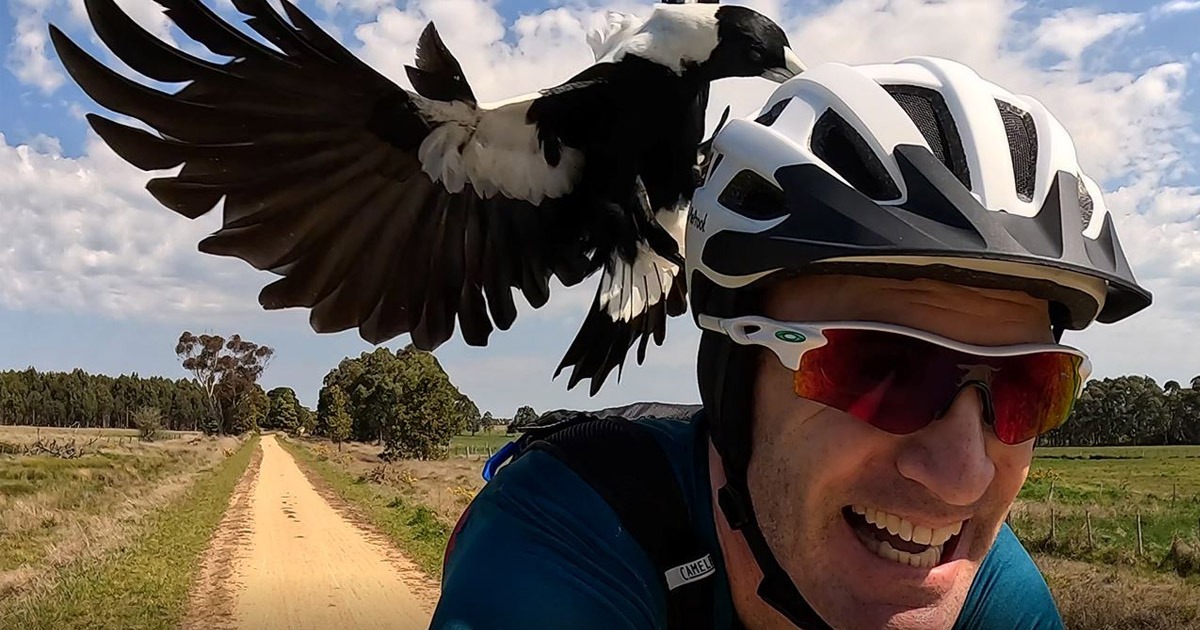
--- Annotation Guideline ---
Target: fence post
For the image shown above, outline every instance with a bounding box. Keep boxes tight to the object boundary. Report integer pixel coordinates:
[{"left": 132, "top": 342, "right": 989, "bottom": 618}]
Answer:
[
  {"left": 1136, "top": 512, "right": 1144, "bottom": 557},
  {"left": 1048, "top": 480, "right": 1056, "bottom": 504},
  {"left": 1086, "top": 511, "right": 1093, "bottom": 549},
  {"left": 1050, "top": 507, "right": 1057, "bottom": 543}
]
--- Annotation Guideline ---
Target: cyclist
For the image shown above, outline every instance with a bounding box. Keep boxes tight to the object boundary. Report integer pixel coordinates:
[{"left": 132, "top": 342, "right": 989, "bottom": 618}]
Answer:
[{"left": 430, "top": 56, "right": 1151, "bottom": 629}]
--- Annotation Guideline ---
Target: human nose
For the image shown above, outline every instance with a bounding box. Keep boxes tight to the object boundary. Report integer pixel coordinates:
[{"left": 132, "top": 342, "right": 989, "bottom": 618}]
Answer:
[{"left": 895, "top": 386, "right": 995, "bottom": 506}]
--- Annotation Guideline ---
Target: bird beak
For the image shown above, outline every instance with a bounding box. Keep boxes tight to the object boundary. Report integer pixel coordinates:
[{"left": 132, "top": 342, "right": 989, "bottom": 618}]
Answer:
[{"left": 761, "top": 46, "right": 806, "bottom": 83}]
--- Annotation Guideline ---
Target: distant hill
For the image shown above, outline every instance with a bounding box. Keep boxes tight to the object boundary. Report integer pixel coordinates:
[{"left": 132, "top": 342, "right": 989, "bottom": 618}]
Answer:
[{"left": 522, "top": 401, "right": 703, "bottom": 430}]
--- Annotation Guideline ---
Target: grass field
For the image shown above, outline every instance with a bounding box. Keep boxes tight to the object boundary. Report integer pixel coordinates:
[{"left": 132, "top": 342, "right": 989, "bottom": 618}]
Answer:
[
  {"left": 449, "top": 430, "right": 514, "bottom": 456},
  {"left": 0, "top": 427, "right": 241, "bottom": 603},
  {"left": 1034, "top": 555, "right": 1200, "bottom": 629},
  {"left": 0, "top": 426, "right": 201, "bottom": 442},
  {"left": 0, "top": 435, "right": 258, "bottom": 629},
  {"left": 1012, "top": 445, "right": 1200, "bottom": 577}
]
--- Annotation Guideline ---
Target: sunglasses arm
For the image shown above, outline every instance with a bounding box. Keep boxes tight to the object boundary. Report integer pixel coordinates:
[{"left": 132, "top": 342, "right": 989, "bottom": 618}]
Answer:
[{"left": 697, "top": 314, "right": 814, "bottom": 371}]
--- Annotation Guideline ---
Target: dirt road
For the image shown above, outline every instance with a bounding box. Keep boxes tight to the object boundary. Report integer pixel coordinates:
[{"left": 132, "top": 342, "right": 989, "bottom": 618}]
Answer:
[{"left": 184, "top": 434, "right": 436, "bottom": 630}]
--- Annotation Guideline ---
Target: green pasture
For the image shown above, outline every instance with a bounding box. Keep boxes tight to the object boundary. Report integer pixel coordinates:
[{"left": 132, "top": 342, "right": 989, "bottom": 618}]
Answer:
[{"left": 1013, "top": 445, "right": 1200, "bottom": 577}]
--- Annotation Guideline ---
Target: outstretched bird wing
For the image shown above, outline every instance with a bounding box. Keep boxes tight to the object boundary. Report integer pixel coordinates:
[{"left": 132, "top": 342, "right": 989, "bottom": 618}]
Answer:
[
  {"left": 49, "top": 0, "right": 606, "bottom": 351},
  {"left": 553, "top": 105, "right": 732, "bottom": 395}
]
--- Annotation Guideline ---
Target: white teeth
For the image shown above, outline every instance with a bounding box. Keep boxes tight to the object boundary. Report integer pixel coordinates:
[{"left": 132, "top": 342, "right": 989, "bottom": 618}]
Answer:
[
  {"left": 872, "top": 540, "right": 941, "bottom": 569},
  {"left": 880, "top": 541, "right": 899, "bottom": 562},
  {"left": 931, "top": 521, "right": 962, "bottom": 546},
  {"left": 854, "top": 506, "right": 963, "bottom": 546}
]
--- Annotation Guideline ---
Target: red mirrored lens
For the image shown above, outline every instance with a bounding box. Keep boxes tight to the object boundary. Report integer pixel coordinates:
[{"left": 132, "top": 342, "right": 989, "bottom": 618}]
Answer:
[
  {"left": 792, "top": 329, "right": 1083, "bottom": 444},
  {"left": 990, "top": 353, "right": 1083, "bottom": 444}
]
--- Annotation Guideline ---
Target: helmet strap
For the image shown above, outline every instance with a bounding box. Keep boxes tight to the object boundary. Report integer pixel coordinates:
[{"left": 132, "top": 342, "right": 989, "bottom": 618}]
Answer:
[
  {"left": 716, "top": 470, "right": 834, "bottom": 629},
  {"left": 701, "top": 326, "right": 834, "bottom": 630}
]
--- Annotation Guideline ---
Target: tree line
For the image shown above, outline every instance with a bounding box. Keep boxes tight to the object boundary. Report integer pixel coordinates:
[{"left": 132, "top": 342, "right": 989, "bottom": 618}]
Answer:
[
  {"left": 0, "top": 331, "right": 491, "bottom": 459},
  {"left": 0, "top": 367, "right": 214, "bottom": 431},
  {"left": 4, "top": 331, "right": 1194, "bottom": 453},
  {"left": 1038, "top": 375, "right": 1200, "bottom": 447}
]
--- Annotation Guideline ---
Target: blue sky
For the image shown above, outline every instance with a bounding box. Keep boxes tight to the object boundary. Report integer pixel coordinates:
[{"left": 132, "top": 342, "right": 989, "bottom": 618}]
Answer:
[{"left": 1, "top": 0, "right": 1198, "bottom": 417}]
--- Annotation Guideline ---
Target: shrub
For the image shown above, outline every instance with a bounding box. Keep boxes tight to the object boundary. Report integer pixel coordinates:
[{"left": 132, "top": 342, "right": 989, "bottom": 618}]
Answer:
[{"left": 132, "top": 407, "right": 164, "bottom": 442}]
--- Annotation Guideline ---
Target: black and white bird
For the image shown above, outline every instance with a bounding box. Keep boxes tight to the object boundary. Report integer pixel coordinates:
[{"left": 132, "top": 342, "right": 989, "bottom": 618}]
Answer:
[{"left": 48, "top": 0, "right": 804, "bottom": 394}]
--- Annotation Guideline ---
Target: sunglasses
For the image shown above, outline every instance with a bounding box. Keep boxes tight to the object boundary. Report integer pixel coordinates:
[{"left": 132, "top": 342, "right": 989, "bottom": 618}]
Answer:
[{"left": 698, "top": 315, "right": 1092, "bottom": 445}]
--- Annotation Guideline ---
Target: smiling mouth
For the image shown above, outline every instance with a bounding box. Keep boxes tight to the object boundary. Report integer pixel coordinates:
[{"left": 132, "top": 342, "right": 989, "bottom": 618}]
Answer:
[{"left": 842, "top": 506, "right": 965, "bottom": 569}]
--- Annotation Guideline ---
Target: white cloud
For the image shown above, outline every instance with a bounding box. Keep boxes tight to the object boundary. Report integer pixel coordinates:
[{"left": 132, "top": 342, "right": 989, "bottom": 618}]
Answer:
[
  {"left": 6, "top": 0, "right": 66, "bottom": 93},
  {"left": 1031, "top": 8, "right": 1141, "bottom": 63},
  {"left": 1156, "top": 0, "right": 1200, "bottom": 15},
  {"left": 26, "top": 132, "right": 61, "bottom": 155},
  {"left": 315, "top": 0, "right": 388, "bottom": 17},
  {"left": 2, "top": 0, "right": 1199, "bottom": 412},
  {"left": 0, "top": 131, "right": 265, "bottom": 320}
]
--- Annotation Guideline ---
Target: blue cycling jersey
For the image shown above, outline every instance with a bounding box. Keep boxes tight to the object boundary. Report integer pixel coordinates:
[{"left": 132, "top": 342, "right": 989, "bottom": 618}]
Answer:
[{"left": 431, "top": 414, "right": 1063, "bottom": 629}]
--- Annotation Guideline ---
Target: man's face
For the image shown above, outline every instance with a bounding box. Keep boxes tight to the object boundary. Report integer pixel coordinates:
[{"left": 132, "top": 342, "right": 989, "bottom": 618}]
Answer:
[{"left": 716, "top": 274, "right": 1056, "bottom": 629}]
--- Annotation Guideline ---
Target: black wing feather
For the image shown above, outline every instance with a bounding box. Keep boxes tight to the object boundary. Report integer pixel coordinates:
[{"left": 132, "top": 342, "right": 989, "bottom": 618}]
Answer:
[
  {"left": 55, "top": 0, "right": 706, "bottom": 388},
  {"left": 150, "top": 0, "right": 287, "bottom": 61},
  {"left": 406, "top": 23, "right": 476, "bottom": 103},
  {"left": 457, "top": 204, "right": 492, "bottom": 345},
  {"left": 50, "top": 0, "right": 603, "bottom": 355}
]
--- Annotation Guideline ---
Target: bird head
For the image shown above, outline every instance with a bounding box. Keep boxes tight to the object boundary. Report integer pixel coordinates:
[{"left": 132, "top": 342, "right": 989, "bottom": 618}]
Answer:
[
  {"left": 700, "top": 5, "right": 804, "bottom": 83},
  {"left": 611, "top": 4, "right": 804, "bottom": 84}
]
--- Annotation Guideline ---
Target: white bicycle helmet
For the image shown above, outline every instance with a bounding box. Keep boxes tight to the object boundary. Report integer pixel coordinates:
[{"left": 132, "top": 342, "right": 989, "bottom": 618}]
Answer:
[
  {"left": 687, "top": 56, "right": 1152, "bottom": 629},
  {"left": 688, "top": 55, "right": 1149, "bottom": 330}
]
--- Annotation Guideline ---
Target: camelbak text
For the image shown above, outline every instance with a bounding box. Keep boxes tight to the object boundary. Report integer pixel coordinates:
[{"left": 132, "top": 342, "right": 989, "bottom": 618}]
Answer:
[{"left": 664, "top": 554, "right": 715, "bottom": 590}]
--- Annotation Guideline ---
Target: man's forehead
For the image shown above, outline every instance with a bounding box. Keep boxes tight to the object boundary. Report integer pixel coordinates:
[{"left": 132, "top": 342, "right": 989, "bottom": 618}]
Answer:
[{"left": 761, "top": 273, "right": 1054, "bottom": 345}]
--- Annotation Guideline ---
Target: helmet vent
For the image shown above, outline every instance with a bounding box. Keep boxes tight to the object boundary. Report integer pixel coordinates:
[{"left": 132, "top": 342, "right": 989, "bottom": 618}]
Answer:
[
  {"left": 717, "top": 170, "right": 786, "bottom": 220},
  {"left": 755, "top": 99, "right": 790, "bottom": 127},
  {"left": 883, "top": 84, "right": 971, "bottom": 190},
  {"left": 1077, "top": 175, "right": 1095, "bottom": 228},
  {"left": 996, "top": 99, "right": 1039, "bottom": 203},
  {"left": 810, "top": 109, "right": 901, "bottom": 201}
]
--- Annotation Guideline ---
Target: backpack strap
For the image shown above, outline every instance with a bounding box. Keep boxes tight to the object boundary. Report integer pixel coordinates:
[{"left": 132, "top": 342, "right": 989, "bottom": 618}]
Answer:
[{"left": 491, "top": 414, "right": 717, "bottom": 629}]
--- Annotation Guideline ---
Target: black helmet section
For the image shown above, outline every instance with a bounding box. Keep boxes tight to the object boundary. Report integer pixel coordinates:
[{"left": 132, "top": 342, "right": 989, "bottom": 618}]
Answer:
[{"left": 700, "top": 144, "right": 1152, "bottom": 330}]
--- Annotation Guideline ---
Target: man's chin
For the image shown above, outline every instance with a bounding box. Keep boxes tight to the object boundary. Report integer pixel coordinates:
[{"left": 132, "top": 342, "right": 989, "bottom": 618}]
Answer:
[{"left": 796, "top": 512, "right": 982, "bottom": 630}]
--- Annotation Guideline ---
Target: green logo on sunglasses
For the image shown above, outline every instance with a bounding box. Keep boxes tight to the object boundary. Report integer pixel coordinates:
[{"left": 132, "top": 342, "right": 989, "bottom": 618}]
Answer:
[{"left": 775, "top": 330, "right": 806, "bottom": 343}]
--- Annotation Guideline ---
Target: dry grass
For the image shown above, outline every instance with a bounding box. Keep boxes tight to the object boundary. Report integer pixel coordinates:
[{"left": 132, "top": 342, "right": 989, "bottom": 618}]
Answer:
[
  {"left": 0, "top": 435, "right": 259, "bottom": 630},
  {"left": 0, "top": 428, "right": 240, "bottom": 608},
  {"left": 302, "top": 439, "right": 484, "bottom": 528},
  {"left": 0, "top": 425, "right": 200, "bottom": 444},
  {"left": 1035, "top": 554, "right": 1200, "bottom": 629}
]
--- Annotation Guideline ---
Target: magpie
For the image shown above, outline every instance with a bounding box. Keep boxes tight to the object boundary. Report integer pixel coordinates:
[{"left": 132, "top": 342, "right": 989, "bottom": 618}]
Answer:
[{"left": 47, "top": 0, "right": 804, "bottom": 394}]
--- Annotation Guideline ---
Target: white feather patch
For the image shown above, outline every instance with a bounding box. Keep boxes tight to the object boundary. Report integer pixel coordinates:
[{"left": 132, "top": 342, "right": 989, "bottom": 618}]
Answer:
[
  {"left": 587, "top": 11, "right": 643, "bottom": 61},
  {"left": 600, "top": 202, "right": 688, "bottom": 322},
  {"left": 413, "top": 93, "right": 584, "bottom": 204},
  {"left": 598, "top": 4, "right": 720, "bottom": 74}
]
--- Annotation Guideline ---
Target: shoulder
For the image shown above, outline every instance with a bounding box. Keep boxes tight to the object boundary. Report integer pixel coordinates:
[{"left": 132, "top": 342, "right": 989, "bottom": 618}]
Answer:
[
  {"left": 953, "top": 523, "right": 1064, "bottom": 629},
  {"left": 431, "top": 421, "right": 681, "bottom": 629}
]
